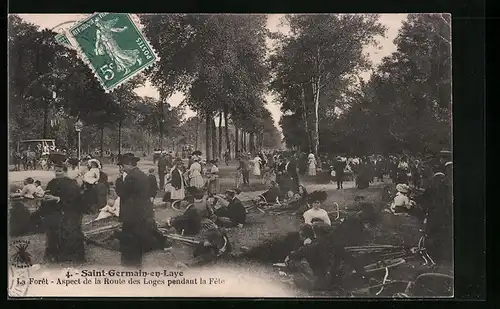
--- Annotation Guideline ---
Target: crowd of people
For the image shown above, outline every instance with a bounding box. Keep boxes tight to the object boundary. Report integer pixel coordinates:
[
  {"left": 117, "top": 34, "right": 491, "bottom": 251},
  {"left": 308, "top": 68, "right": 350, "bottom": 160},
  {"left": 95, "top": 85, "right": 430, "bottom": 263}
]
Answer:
[{"left": 8, "top": 146, "right": 453, "bottom": 292}]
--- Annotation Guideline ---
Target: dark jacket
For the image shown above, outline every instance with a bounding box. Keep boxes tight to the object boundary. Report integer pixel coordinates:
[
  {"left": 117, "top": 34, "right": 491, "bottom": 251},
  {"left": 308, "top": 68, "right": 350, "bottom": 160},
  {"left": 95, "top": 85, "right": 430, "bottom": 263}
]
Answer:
[
  {"left": 147, "top": 174, "right": 158, "bottom": 198},
  {"left": 189, "top": 229, "right": 232, "bottom": 266},
  {"left": 286, "top": 160, "right": 298, "bottom": 179},
  {"left": 227, "top": 197, "right": 246, "bottom": 225},
  {"left": 157, "top": 156, "right": 168, "bottom": 172},
  {"left": 171, "top": 204, "right": 202, "bottom": 236},
  {"left": 118, "top": 167, "right": 155, "bottom": 225},
  {"left": 289, "top": 215, "right": 367, "bottom": 278}
]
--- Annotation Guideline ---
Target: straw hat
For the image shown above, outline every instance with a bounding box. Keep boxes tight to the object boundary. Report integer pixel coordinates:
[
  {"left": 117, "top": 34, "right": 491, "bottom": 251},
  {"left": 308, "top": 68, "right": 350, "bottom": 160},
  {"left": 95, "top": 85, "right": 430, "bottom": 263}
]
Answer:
[
  {"left": 396, "top": 184, "right": 410, "bottom": 194},
  {"left": 88, "top": 158, "right": 101, "bottom": 169}
]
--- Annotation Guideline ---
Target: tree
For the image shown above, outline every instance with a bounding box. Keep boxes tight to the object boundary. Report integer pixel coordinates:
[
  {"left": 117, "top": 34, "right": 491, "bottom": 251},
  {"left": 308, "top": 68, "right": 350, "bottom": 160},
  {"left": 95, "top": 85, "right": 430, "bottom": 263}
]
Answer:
[
  {"left": 141, "top": 14, "right": 269, "bottom": 160},
  {"left": 270, "top": 14, "right": 386, "bottom": 160},
  {"left": 323, "top": 14, "right": 452, "bottom": 155}
]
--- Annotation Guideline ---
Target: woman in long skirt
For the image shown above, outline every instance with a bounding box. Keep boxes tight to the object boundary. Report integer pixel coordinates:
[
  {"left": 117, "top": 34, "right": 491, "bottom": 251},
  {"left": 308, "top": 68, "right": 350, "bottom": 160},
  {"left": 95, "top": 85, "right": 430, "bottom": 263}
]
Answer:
[
  {"left": 170, "top": 161, "right": 186, "bottom": 201},
  {"left": 252, "top": 156, "right": 262, "bottom": 176},
  {"left": 307, "top": 153, "right": 317, "bottom": 176},
  {"left": 189, "top": 157, "right": 205, "bottom": 189},
  {"left": 207, "top": 160, "right": 220, "bottom": 196},
  {"left": 40, "top": 161, "right": 86, "bottom": 264}
]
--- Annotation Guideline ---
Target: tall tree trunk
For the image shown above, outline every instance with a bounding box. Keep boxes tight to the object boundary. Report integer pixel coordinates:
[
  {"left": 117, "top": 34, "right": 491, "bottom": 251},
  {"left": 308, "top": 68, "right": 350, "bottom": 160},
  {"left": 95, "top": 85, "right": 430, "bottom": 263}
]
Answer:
[
  {"left": 235, "top": 126, "right": 239, "bottom": 155},
  {"left": 251, "top": 132, "right": 256, "bottom": 154},
  {"left": 301, "top": 84, "right": 312, "bottom": 153},
  {"left": 224, "top": 107, "right": 230, "bottom": 159},
  {"left": 241, "top": 131, "right": 244, "bottom": 151},
  {"left": 100, "top": 126, "right": 104, "bottom": 158},
  {"left": 195, "top": 118, "right": 199, "bottom": 150},
  {"left": 212, "top": 118, "right": 217, "bottom": 160},
  {"left": 205, "top": 112, "right": 212, "bottom": 161},
  {"left": 312, "top": 77, "right": 321, "bottom": 167},
  {"left": 118, "top": 120, "right": 122, "bottom": 155},
  {"left": 147, "top": 129, "right": 152, "bottom": 154},
  {"left": 218, "top": 112, "right": 223, "bottom": 159},
  {"left": 42, "top": 100, "right": 49, "bottom": 138}
]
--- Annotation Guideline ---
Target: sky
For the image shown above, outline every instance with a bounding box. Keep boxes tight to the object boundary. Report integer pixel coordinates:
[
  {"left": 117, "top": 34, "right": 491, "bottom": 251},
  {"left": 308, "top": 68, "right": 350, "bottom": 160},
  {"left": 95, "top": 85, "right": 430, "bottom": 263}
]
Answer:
[{"left": 17, "top": 13, "right": 408, "bottom": 131}]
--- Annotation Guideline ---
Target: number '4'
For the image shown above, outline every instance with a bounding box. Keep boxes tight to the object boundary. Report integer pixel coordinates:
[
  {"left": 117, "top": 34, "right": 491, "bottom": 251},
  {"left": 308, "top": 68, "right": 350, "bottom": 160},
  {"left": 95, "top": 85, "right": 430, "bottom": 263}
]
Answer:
[{"left": 100, "top": 64, "right": 115, "bottom": 81}]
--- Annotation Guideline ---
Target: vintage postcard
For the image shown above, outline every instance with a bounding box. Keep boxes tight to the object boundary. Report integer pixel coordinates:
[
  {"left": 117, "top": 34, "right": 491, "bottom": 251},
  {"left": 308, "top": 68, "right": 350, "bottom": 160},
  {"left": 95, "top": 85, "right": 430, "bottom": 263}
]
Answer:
[{"left": 8, "top": 13, "right": 453, "bottom": 298}]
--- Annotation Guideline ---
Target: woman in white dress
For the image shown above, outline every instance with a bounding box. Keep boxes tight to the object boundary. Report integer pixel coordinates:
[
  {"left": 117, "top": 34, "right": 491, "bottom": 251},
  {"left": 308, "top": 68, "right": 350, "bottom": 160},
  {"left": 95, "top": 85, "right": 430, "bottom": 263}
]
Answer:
[
  {"left": 252, "top": 155, "right": 262, "bottom": 176},
  {"left": 307, "top": 153, "right": 317, "bottom": 176},
  {"left": 189, "top": 157, "right": 204, "bottom": 189}
]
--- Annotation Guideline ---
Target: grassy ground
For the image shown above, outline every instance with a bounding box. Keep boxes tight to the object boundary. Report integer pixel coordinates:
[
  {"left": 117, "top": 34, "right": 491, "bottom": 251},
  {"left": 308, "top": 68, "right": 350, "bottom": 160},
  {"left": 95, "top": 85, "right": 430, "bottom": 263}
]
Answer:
[{"left": 8, "top": 158, "right": 453, "bottom": 296}]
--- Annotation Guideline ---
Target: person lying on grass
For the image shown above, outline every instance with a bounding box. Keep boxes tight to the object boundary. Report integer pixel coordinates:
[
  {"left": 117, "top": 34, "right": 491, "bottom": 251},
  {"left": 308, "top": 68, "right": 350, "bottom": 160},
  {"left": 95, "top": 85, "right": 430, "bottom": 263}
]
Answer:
[
  {"left": 302, "top": 191, "right": 331, "bottom": 226},
  {"left": 285, "top": 204, "right": 379, "bottom": 291},
  {"left": 175, "top": 219, "right": 233, "bottom": 268},
  {"left": 284, "top": 222, "right": 333, "bottom": 290},
  {"left": 254, "top": 181, "right": 282, "bottom": 206},
  {"left": 211, "top": 189, "right": 246, "bottom": 228}
]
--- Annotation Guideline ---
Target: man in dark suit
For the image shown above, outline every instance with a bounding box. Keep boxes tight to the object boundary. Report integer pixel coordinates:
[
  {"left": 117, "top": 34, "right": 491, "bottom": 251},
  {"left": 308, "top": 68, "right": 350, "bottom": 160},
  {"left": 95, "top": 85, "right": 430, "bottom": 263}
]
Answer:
[
  {"left": 157, "top": 153, "right": 168, "bottom": 191},
  {"left": 286, "top": 154, "right": 300, "bottom": 193},
  {"left": 214, "top": 189, "right": 246, "bottom": 227},
  {"left": 117, "top": 153, "right": 161, "bottom": 267},
  {"left": 238, "top": 156, "right": 251, "bottom": 186}
]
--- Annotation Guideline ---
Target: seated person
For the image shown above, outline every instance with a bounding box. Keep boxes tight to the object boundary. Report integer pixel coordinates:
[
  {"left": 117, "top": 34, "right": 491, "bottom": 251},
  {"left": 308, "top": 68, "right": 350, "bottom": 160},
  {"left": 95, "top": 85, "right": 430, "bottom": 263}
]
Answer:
[
  {"left": 294, "top": 223, "right": 316, "bottom": 250},
  {"left": 177, "top": 220, "right": 232, "bottom": 268},
  {"left": 168, "top": 197, "right": 203, "bottom": 236},
  {"left": 282, "top": 185, "right": 309, "bottom": 210},
  {"left": 389, "top": 184, "right": 415, "bottom": 214},
  {"left": 34, "top": 180, "right": 45, "bottom": 198},
  {"left": 285, "top": 205, "right": 378, "bottom": 291},
  {"left": 257, "top": 181, "right": 282, "bottom": 205},
  {"left": 284, "top": 222, "right": 334, "bottom": 290},
  {"left": 95, "top": 197, "right": 120, "bottom": 221},
  {"left": 212, "top": 189, "right": 246, "bottom": 228},
  {"left": 302, "top": 191, "right": 331, "bottom": 226},
  {"left": 20, "top": 177, "right": 37, "bottom": 199}
]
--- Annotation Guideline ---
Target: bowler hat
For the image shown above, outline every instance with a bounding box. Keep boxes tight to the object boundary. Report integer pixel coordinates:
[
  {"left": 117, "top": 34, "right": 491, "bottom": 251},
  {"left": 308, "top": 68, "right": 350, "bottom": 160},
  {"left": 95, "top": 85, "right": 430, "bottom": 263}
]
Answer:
[{"left": 117, "top": 153, "right": 140, "bottom": 165}]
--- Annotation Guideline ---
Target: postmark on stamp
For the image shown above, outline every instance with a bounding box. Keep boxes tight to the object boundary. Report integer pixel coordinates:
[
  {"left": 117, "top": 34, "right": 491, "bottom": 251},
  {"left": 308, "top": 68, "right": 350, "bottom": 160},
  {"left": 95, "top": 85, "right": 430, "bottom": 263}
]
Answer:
[{"left": 67, "top": 13, "right": 158, "bottom": 92}]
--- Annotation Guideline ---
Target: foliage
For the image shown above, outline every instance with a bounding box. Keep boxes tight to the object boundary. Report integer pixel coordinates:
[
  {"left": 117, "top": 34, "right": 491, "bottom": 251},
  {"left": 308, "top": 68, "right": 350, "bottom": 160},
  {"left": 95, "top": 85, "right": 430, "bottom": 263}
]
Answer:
[{"left": 270, "top": 14, "right": 386, "bottom": 157}]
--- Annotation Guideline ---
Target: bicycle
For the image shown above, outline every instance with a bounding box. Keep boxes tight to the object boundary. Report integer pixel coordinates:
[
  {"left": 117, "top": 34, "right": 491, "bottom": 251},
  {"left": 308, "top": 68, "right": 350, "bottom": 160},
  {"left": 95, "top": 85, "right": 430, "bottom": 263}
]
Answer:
[
  {"left": 272, "top": 232, "right": 437, "bottom": 296},
  {"left": 349, "top": 272, "right": 453, "bottom": 298}
]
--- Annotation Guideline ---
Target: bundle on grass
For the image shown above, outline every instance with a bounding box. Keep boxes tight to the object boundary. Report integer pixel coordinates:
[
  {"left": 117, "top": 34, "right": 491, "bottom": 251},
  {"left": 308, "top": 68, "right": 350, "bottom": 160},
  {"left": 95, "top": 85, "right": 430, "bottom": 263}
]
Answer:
[{"left": 307, "top": 190, "right": 328, "bottom": 204}]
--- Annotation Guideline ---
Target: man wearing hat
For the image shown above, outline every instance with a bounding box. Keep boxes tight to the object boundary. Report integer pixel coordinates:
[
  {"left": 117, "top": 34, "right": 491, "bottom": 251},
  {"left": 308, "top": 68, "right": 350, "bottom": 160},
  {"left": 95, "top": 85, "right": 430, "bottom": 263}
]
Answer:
[
  {"left": 39, "top": 152, "right": 86, "bottom": 263},
  {"left": 116, "top": 153, "right": 157, "bottom": 267},
  {"left": 333, "top": 156, "right": 347, "bottom": 190},
  {"left": 421, "top": 169, "right": 452, "bottom": 263},
  {"left": 213, "top": 189, "right": 246, "bottom": 228}
]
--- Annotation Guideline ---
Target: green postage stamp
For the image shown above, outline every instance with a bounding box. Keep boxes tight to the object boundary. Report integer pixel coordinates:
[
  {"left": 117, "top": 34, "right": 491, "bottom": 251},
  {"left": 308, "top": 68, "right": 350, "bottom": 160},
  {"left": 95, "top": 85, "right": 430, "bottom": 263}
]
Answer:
[{"left": 67, "top": 13, "right": 158, "bottom": 92}]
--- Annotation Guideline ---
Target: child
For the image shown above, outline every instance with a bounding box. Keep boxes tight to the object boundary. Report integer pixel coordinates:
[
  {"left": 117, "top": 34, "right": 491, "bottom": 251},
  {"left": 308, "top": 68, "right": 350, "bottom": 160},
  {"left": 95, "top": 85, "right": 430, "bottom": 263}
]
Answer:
[
  {"left": 95, "top": 198, "right": 120, "bottom": 221},
  {"left": 20, "top": 177, "right": 36, "bottom": 199},
  {"left": 33, "top": 180, "right": 45, "bottom": 198},
  {"left": 148, "top": 168, "right": 159, "bottom": 203}
]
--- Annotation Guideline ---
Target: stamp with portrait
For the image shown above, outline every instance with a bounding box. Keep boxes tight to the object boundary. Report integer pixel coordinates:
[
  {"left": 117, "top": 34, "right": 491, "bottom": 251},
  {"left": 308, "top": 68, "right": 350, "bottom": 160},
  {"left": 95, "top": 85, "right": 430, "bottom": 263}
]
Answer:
[{"left": 67, "top": 13, "right": 158, "bottom": 92}]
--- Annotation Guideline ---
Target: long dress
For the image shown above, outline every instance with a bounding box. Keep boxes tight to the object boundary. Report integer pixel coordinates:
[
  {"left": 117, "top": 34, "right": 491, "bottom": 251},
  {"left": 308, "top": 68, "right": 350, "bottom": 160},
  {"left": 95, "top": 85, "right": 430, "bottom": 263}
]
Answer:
[
  {"left": 170, "top": 168, "right": 186, "bottom": 201},
  {"left": 308, "top": 158, "right": 317, "bottom": 176},
  {"left": 207, "top": 165, "right": 220, "bottom": 195},
  {"left": 253, "top": 157, "right": 262, "bottom": 176},
  {"left": 40, "top": 176, "right": 85, "bottom": 264},
  {"left": 189, "top": 162, "right": 204, "bottom": 189}
]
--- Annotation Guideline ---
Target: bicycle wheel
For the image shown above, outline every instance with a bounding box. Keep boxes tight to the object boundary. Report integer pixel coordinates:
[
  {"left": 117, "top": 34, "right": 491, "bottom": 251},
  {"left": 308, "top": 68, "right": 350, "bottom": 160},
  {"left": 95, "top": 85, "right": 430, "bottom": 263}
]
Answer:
[{"left": 410, "top": 273, "right": 454, "bottom": 297}]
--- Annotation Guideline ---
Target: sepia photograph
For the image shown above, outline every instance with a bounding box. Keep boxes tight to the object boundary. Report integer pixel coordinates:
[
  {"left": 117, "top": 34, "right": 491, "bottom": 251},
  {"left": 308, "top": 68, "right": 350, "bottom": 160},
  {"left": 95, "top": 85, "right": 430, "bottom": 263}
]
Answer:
[{"left": 8, "top": 13, "right": 453, "bottom": 298}]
